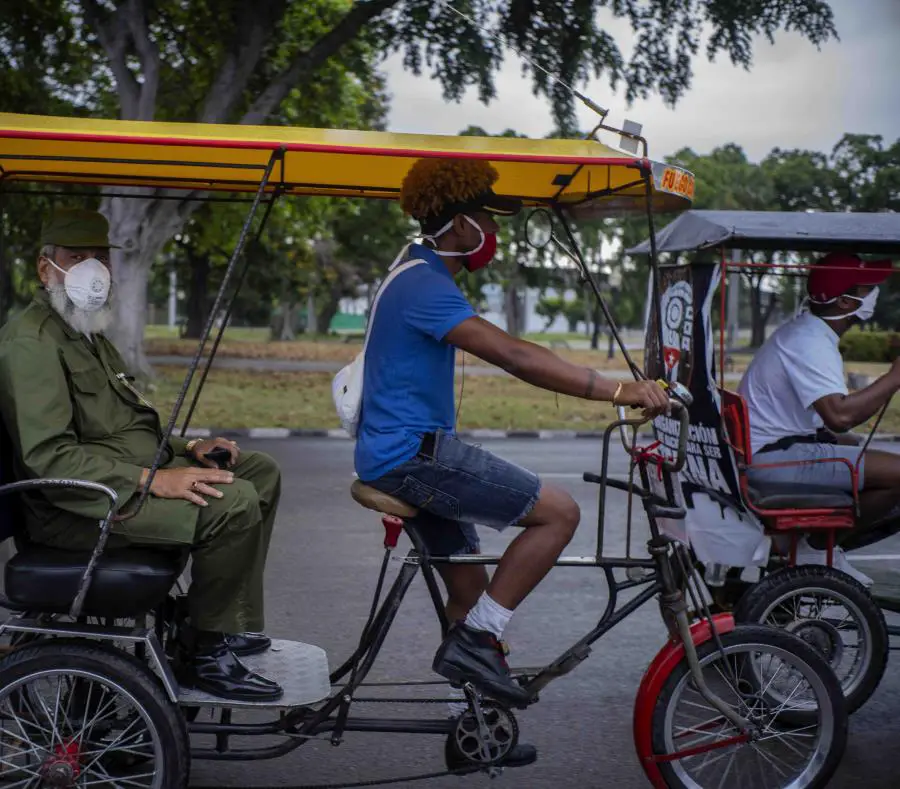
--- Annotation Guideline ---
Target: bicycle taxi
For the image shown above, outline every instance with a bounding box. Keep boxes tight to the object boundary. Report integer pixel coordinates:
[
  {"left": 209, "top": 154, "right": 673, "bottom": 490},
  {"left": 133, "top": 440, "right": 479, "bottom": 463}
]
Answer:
[
  {"left": 0, "top": 113, "right": 848, "bottom": 788},
  {"left": 629, "top": 209, "right": 900, "bottom": 716}
]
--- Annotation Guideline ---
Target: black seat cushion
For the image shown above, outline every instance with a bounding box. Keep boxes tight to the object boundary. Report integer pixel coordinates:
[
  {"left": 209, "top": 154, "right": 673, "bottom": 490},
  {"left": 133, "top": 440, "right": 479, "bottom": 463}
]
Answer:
[
  {"left": 5, "top": 545, "right": 185, "bottom": 617},
  {"left": 747, "top": 482, "right": 854, "bottom": 510}
]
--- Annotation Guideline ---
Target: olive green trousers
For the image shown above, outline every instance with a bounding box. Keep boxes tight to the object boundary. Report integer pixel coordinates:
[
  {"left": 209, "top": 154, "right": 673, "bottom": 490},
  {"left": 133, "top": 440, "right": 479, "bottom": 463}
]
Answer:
[{"left": 33, "top": 450, "right": 282, "bottom": 634}]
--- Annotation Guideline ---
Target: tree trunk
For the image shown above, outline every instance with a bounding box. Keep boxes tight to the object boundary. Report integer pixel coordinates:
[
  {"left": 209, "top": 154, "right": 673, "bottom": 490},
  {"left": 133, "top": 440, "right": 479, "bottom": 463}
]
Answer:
[
  {"left": 504, "top": 284, "right": 525, "bottom": 337},
  {"left": 182, "top": 253, "right": 210, "bottom": 340},
  {"left": 590, "top": 301, "right": 602, "bottom": 350},
  {"left": 278, "top": 299, "right": 296, "bottom": 341},
  {"left": 0, "top": 242, "right": 12, "bottom": 325},
  {"left": 317, "top": 293, "right": 340, "bottom": 336},
  {"left": 749, "top": 278, "right": 778, "bottom": 348},
  {"left": 104, "top": 194, "right": 194, "bottom": 377},
  {"left": 306, "top": 288, "right": 318, "bottom": 335}
]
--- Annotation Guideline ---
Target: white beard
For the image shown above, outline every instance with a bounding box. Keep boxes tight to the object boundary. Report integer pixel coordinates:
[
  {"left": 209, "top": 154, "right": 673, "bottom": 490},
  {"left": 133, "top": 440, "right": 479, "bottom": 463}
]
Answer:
[{"left": 47, "top": 285, "right": 114, "bottom": 339}]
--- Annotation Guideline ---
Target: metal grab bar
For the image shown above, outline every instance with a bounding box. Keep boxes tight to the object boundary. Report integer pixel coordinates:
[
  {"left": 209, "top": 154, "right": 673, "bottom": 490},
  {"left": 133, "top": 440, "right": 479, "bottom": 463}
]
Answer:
[{"left": 0, "top": 479, "right": 119, "bottom": 619}]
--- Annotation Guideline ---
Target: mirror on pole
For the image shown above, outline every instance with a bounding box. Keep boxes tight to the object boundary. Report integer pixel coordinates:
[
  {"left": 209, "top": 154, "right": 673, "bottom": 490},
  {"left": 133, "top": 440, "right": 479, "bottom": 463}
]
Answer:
[{"left": 524, "top": 208, "right": 554, "bottom": 250}]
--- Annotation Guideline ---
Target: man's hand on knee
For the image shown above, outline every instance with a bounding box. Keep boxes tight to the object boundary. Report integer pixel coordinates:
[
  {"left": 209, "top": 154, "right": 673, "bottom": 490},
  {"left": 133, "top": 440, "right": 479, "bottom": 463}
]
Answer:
[{"left": 140, "top": 467, "right": 235, "bottom": 507}]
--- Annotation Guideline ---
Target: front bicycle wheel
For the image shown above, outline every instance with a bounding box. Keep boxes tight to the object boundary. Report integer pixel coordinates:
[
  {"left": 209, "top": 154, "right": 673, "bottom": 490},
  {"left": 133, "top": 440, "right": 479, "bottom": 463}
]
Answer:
[{"left": 650, "top": 625, "right": 847, "bottom": 789}]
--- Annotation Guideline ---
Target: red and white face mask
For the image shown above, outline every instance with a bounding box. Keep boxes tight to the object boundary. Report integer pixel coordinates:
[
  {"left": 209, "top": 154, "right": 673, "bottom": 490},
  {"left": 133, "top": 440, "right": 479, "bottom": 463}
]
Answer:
[{"left": 423, "top": 215, "right": 497, "bottom": 271}]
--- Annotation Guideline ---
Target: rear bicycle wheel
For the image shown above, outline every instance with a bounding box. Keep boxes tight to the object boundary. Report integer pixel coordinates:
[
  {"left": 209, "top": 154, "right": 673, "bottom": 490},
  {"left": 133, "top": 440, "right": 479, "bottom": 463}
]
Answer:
[
  {"left": 650, "top": 625, "right": 847, "bottom": 789},
  {"left": 734, "top": 565, "right": 888, "bottom": 714}
]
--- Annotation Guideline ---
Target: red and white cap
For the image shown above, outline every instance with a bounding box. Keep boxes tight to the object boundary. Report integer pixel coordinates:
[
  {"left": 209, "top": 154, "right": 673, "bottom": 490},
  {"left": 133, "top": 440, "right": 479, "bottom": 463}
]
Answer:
[{"left": 807, "top": 252, "right": 893, "bottom": 303}]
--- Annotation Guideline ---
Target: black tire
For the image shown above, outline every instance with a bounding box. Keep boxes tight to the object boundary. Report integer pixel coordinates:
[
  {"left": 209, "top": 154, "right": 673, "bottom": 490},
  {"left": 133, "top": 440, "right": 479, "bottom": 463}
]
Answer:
[
  {"left": 734, "top": 565, "right": 888, "bottom": 714},
  {"left": 0, "top": 638, "right": 190, "bottom": 788},
  {"left": 650, "top": 625, "right": 848, "bottom": 789}
]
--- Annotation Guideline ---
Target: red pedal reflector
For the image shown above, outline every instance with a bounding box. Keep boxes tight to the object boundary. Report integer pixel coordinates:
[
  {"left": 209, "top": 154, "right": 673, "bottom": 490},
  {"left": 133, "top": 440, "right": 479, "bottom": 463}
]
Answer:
[{"left": 382, "top": 516, "right": 404, "bottom": 549}]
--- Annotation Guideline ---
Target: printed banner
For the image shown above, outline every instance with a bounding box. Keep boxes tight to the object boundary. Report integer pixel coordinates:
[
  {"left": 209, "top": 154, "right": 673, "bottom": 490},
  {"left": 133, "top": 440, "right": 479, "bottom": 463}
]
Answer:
[{"left": 644, "top": 263, "right": 770, "bottom": 568}]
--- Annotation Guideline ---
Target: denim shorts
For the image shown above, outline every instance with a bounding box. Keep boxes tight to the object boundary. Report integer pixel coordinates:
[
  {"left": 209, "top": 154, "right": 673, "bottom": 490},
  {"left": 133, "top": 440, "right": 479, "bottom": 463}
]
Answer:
[
  {"left": 748, "top": 442, "right": 865, "bottom": 492},
  {"left": 366, "top": 430, "right": 542, "bottom": 557}
]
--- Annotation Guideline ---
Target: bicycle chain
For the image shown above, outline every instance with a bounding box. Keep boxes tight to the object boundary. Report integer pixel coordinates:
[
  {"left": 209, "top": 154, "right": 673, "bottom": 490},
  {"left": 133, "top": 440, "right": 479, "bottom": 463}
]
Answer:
[{"left": 191, "top": 697, "right": 509, "bottom": 787}]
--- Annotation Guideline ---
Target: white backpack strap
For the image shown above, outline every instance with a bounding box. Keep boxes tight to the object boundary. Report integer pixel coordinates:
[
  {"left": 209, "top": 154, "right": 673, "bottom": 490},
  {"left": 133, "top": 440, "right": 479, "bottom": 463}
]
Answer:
[{"left": 361, "top": 257, "right": 426, "bottom": 356}]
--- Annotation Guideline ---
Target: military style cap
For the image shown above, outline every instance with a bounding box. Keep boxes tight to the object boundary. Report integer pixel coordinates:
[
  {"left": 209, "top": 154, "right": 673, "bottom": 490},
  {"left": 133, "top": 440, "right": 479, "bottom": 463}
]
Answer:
[{"left": 40, "top": 208, "right": 120, "bottom": 249}]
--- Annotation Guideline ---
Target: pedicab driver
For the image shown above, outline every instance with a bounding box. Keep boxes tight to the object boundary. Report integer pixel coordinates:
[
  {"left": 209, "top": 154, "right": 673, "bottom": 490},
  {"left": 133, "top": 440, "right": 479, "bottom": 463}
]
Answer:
[
  {"left": 0, "top": 208, "right": 283, "bottom": 702},
  {"left": 355, "top": 159, "right": 668, "bottom": 720},
  {"left": 739, "top": 252, "right": 900, "bottom": 586}
]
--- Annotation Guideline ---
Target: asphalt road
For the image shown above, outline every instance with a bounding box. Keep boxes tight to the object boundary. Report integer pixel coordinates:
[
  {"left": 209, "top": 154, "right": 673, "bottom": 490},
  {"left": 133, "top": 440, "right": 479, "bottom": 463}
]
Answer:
[{"left": 188, "top": 438, "right": 900, "bottom": 789}]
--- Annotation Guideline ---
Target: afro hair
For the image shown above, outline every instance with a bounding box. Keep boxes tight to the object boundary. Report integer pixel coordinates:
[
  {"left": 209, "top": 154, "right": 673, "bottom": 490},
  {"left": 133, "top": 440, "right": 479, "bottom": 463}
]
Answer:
[{"left": 400, "top": 158, "right": 499, "bottom": 221}]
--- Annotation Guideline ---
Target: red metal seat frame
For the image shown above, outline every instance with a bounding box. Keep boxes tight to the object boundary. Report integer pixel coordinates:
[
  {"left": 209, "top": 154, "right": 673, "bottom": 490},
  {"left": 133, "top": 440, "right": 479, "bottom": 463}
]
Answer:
[{"left": 718, "top": 388, "right": 860, "bottom": 566}]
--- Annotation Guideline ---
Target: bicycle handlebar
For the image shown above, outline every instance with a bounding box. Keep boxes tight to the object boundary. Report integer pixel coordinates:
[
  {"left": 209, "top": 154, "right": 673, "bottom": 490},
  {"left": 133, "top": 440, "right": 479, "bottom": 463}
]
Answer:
[{"left": 614, "top": 398, "right": 690, "bottom": 473}]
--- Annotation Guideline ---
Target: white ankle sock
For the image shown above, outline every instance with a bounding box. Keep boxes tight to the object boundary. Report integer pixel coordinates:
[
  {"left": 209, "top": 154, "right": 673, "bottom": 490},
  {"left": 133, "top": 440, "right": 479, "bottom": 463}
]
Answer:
[
  {"left": 464, "top": 593, "right": 513, "bottom": 640},
  {"left": 447, "top": 686, "right": 468, "bottom": 718}
]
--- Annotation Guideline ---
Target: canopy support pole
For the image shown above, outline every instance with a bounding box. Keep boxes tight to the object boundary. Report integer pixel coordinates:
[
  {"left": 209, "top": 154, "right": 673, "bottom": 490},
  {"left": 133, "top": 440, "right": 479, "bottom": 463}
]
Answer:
[
  {"left": 551, "top": 205, "right": 644, "bottom": 381},
  {"left": 0, "top": 182, "right": 8, "bottom": 326},
  {"left": 115, "top": 147, "right": 284, "bottom": 521},
  {"left": 641, "top": 166, "right": 665, "bottom": 379}
]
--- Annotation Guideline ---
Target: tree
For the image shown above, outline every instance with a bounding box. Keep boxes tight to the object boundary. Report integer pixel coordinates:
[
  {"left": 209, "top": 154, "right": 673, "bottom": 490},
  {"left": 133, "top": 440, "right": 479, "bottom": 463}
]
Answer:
[
  {"left": 667, "top": 144, "right": 782, "bottom": 347},
  {"left": 830, "top": 134, "right": 900, "bottom": 329},
  {"left": 831, "top": 134, "right": 900, "bottom": 214},
  {"left": 2, "top": 0, "right": 838, "bottom": 373}
]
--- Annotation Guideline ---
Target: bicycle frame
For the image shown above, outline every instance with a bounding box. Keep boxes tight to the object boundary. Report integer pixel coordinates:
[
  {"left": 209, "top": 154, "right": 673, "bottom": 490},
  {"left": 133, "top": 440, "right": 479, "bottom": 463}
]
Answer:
[{"left": 187, "top": 406, "right": 749, "bottom": 763}]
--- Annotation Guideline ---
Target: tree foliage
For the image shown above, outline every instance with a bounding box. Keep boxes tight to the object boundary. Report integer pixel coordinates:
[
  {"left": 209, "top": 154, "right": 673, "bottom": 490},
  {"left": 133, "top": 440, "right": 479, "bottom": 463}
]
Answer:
[
  {"left": 1, "top": 0, "right": 840, "bottom": 371},
  {"left": 657, "top": 134, "right": 900, "bottom": 346}
]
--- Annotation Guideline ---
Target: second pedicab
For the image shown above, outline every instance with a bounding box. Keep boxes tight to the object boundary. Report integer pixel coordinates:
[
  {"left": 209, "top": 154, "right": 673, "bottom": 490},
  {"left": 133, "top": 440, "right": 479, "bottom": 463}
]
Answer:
[{"left": 629, "top": 208, "right": 900, "bottom": 715}]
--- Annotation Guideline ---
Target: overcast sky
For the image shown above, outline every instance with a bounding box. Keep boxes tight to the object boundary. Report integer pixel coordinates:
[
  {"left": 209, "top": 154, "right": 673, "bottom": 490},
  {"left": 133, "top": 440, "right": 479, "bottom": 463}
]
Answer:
[{"left": 382, "top": 0, "right": 900, "bottom": 162}]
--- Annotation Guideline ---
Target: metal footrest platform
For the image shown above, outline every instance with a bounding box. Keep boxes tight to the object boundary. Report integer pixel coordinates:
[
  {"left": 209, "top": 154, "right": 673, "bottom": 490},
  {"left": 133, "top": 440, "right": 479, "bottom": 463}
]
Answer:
[{"left": 178, "top": 638, "right": 332, "bottom": 710}]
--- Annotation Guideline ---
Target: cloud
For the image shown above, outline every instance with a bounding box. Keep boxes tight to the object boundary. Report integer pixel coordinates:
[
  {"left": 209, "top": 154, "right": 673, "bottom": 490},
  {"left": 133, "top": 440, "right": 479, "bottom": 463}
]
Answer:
[{"left": 382, "top": 0, "right": 900, "bottom": 162}]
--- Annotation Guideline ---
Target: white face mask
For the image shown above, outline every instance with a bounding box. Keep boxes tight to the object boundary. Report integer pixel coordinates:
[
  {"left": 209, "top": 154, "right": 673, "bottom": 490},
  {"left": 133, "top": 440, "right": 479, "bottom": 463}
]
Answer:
[
  {"left": 817, "top": 287, "right": 880, "bottom": 323},
  {"left": 45, "top": 256, "right": 111, "bottom": 312}
]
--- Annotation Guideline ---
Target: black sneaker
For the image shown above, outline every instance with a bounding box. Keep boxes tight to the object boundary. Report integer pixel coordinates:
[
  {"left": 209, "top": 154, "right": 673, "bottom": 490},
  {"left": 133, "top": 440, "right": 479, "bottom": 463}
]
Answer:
[
  {"left": 445, "top": 731, "right": 537, "bottom": 773},
  {"left": 225, "top": 632, "right": 272, "bottom": 657},
  {"left": 432, "top": 622, "right": 534, "bottom": 706}
]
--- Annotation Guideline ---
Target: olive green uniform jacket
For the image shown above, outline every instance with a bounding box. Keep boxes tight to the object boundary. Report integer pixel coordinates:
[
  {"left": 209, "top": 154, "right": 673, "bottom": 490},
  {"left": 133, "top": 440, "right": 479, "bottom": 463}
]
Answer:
[{"left": 0, "top": 290, "right": 191, "bottom": 543}]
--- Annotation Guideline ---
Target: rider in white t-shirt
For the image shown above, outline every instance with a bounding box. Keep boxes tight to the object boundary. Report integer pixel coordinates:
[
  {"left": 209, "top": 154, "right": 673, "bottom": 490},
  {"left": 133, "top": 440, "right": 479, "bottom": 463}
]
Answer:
[{"left": 739, "top": 252, "right": 899, "bottom": 585}]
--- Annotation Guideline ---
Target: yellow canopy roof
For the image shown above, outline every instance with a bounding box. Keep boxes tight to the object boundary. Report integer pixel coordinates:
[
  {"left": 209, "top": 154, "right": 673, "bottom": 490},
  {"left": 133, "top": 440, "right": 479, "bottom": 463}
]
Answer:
[{"left": 0, "top": 113, "right": 694, "bottom": 214}]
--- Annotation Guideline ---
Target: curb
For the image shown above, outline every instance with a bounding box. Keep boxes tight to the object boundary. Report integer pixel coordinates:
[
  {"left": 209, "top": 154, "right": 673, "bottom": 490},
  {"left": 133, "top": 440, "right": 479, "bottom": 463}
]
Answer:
[
  {"left": 179, "top": 427, "right": 900, "bottom": 442},
  {"left": 180, "top": 427, "right": 632, "bottom": 440}
]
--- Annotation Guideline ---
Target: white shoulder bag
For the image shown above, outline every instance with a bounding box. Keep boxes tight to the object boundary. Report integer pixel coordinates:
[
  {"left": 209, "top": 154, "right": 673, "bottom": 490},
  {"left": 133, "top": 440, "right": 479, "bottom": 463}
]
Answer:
[{"left": 332, "top": 256, "right": 426, "bottom": 437}]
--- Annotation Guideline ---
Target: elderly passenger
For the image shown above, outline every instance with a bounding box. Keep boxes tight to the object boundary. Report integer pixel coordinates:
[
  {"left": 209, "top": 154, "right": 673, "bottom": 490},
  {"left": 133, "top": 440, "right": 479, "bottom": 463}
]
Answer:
[{"left": 0, "top": 208, "right": 283, "bottom": 702}]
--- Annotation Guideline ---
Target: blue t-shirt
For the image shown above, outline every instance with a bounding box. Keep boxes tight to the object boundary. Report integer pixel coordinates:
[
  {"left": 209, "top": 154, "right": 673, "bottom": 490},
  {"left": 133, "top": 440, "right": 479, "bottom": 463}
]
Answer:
[{"left": 354, "top": 245, "right": 476, "bottom": 481}]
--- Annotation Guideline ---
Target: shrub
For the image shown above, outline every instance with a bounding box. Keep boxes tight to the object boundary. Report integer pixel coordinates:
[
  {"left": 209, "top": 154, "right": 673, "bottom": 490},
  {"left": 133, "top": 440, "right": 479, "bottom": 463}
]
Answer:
[{"left": 839, "top": 329, "right": 900, "bottom": 362}]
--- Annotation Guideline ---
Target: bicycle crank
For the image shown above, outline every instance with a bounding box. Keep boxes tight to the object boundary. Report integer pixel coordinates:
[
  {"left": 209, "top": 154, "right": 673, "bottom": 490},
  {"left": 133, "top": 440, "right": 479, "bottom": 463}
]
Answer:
[{"left": 448, "top": 683, "right": 519, "bottom": 777}]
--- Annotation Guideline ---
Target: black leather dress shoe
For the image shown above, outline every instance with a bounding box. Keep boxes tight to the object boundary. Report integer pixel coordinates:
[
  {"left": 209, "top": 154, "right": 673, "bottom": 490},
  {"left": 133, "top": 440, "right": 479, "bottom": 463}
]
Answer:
[
  {"left": 184, "top": 641, "right": 283, "bottom": 702},
  {"left": 432, "top": 622, "right": 534, "bottom": 707},
  {"left": 225, "top": 632, "right": 272, "bottom": 657},
  {"left": 445, "top": 733, "right": 537, "bottom": 772}
]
